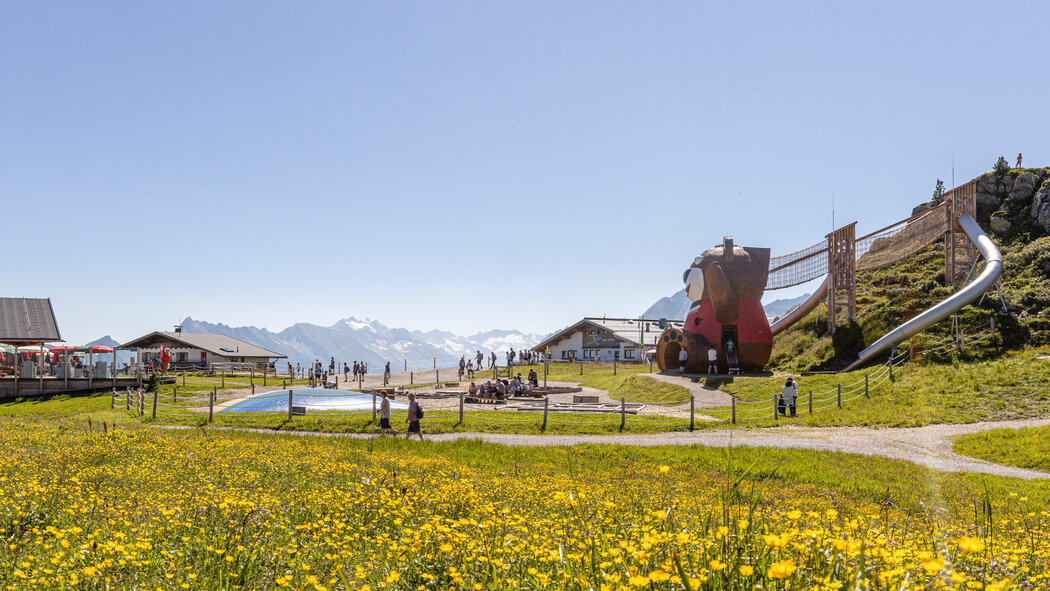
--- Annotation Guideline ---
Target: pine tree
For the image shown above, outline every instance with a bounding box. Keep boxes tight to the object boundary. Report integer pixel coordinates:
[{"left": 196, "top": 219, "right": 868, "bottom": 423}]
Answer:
[{"left": 931, "top": 179, "right": 945, "bottom": 205}]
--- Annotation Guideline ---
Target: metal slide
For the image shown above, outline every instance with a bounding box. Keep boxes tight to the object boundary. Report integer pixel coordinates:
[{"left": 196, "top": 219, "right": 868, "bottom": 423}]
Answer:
[
  {"left": 843, "top": 214, "right": 1002, "bottom": 371},
  {"left": 770, "top": 277, "right": 829, "bottom": 335}
]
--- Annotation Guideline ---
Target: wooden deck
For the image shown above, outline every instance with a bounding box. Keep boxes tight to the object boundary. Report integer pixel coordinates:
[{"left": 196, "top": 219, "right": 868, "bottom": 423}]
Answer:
[{"left": 0, "top": 376, "right": 141, "bottom": 399}]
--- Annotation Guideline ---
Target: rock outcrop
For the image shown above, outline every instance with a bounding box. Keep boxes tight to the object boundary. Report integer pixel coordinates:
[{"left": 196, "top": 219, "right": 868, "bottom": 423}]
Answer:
[{"left": 969, "top": 168, "right": 1050, "bottom": 234}]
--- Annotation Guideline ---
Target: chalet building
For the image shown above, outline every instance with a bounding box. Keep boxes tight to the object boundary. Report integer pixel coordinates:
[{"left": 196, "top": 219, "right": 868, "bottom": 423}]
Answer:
[
  {"left": 119, "top": 329, "right": 286, "bottom": 370},
  {"left": 531, "top": 317, "right": 684, "bottom": 362}
]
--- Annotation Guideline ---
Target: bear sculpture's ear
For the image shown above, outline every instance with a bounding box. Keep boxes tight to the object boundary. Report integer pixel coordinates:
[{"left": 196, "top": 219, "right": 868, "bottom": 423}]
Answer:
[{"left": 704, "top": 263, "right": 738, "bottom": 323}]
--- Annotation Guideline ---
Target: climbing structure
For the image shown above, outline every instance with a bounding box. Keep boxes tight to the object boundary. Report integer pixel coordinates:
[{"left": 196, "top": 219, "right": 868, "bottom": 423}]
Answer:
[{"left": 658, "top": 177, "right": 1002, "bottom": 373}]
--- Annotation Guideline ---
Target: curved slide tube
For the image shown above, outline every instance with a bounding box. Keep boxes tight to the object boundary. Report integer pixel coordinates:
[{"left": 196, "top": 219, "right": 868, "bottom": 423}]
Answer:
[
  {"left": 843, "top": 214, "right": 1002, "bottom": 371},
  {"left": 770, "top": 277, "right": 829, "bottom": 335}
]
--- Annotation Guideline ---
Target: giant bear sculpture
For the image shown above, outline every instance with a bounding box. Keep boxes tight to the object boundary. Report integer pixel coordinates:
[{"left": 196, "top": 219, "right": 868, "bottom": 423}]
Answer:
[{"left": 656, "top": 237, "right": 773, "bottom": 373}]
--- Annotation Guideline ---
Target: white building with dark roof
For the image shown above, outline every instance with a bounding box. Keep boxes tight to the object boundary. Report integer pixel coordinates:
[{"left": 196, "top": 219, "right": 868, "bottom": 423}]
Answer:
[
  {"left": 531, "top": 317, "right": 684, "bottom": 362},
  {"left": 119, "top": 329, "right": 286, "bottom": 370}
]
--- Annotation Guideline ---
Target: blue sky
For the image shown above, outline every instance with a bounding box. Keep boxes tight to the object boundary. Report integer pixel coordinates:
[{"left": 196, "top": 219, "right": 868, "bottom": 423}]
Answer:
[{"left": 3, "top": 1, "right": 1047, "bottom": 345}]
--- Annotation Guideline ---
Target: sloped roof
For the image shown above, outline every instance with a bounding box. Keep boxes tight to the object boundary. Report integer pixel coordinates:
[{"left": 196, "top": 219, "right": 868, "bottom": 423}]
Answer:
[
  {"left": 118, "top": 331, "right": 286, "bottom": 359},
  {"left": 531, "top": 317, "right": 684, "bottom": 351},
  {"left": 0, "top": 298, "right": 63, "bottom": 344}
]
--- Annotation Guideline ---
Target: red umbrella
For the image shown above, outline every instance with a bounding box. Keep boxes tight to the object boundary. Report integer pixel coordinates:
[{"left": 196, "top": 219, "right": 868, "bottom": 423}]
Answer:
[
  {"left": 50, "top": 345, "right": 78, "bottom": 352},
  {"left": 85, "top": 345, "right": 115, "bottom": 353}
]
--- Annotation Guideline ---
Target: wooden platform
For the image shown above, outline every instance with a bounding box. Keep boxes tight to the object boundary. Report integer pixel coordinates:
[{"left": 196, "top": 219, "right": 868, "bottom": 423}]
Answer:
[{"left": 0, "top": 376, "right": 141, "bottom": 399}]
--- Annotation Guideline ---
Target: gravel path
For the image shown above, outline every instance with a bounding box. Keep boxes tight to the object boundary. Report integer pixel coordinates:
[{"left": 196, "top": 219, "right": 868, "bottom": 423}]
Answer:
[
  {"left": 160, "top": 418, "right": 1050, "bottom": 480},
  {"left": 646, "top": 373, "right": 734, "bottom": 407}
]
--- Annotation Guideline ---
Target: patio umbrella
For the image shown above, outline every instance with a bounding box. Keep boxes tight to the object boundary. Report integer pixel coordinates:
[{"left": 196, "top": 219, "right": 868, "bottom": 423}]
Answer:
[
  {"left": 85, "top": 345, "right": 115, "bottom": 353},
  {"left": 50, "top": 345, "right": 78, "bottom": 353}
]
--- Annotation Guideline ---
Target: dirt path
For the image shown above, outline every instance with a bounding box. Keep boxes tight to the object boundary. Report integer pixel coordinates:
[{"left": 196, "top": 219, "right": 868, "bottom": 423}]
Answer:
[
  {"left": 646, "top": 373, "right": 734, "bottom": 407},
  {"left": 160, "top": 418, "right": 1050, "bottom": 480}
]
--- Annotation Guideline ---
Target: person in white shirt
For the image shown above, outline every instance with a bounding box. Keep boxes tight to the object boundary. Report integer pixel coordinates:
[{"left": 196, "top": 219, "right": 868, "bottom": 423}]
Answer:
[
  {"left": 379, "top": 392, "right": 396, "bottom": 434},
  {"left": 707, "top": 346, "right": 718, "bottom": 374},
  {"left": 780, "top": 378, "right": 798, "bottom": 417},
  {"left": 678, "top": 348, "right": 688, "bottom": 373}
]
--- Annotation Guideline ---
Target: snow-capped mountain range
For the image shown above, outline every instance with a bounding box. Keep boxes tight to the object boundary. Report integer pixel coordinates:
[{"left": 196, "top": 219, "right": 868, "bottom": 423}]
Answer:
[{"left": 166, "top": 317, "right": 542, "bottom": 371}]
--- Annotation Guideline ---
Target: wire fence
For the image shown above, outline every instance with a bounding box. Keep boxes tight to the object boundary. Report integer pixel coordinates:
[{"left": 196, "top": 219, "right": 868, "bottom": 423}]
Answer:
[{"left": 113, "top": 323, "right": 996, "bottom": 430}]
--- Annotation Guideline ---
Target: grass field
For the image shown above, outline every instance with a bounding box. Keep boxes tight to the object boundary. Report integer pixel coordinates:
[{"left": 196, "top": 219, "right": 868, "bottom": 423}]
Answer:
[
  {"left": 0, "top": 419, "right": 1045, "bottom": 590},
  {"left": 954, "top": 425, "right": 1050, "bottom": 473},
  {"left": 5, "top": 347, "right": 1050, "bottom": 436}
]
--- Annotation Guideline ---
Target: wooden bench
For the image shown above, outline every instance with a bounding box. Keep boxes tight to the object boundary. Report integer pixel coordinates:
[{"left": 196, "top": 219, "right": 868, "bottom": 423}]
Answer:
[{"left": 573, "top": 394, "right": 600, "bottom": 404}]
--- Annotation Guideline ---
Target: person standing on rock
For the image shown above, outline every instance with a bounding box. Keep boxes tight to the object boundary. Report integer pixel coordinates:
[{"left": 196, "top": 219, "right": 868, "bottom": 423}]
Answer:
[
  {"left": 678, "top": 347, "right": 688, "bottom": 374},
  {"left": 1017, "top": 153, "right": 1023, "bottom": 168}
]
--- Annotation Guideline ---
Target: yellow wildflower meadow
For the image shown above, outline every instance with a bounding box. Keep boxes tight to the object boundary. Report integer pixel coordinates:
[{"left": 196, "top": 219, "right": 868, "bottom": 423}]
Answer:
[{"left": 0, "top": 421, "right": 1046, "bottom": 590}]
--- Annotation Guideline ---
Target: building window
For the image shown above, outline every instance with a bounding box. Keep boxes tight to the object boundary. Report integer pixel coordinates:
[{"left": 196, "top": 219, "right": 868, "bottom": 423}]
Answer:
[
  {"left": 177, "top": 352, "right": 188, "bottom": 362},
  {"left": 624, "top": 348, "right": 635, "bottom": 359}
]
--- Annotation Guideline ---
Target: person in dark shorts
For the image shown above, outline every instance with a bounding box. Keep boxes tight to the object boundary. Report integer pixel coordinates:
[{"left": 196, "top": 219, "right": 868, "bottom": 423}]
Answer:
[
  {"left": 379, "top": 391, "right": 396, "bottom": 435},
  {"left": 405, "top": 392, "right": 423, "bottom": 441}
]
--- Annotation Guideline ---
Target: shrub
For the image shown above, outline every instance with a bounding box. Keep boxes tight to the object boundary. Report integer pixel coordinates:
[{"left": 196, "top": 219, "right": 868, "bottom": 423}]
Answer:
[{"left": 995, "top": 156, "right": 1011, "bottom": 175}]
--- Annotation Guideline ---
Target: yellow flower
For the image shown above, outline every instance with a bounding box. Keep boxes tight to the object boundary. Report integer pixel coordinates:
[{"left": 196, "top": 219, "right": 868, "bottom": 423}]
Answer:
[
  {"left": 709, "top": 559, "right": 726, "bottom": 571},
  {"left": 659, "top": 465, "right": 671, "bottom": 473},
  {"left": 957, "top": 536, "right": 985, "bottom": 553},
  {"left": 786, "top": 510, "right": 802, "bottom": 520},
  {"left": 628, "top": 575, "right": 650, "bottom": 587},
  {"left": 82, "top": 566, "right": 98, "bottom": 577},
  {"left": 921, "top": 557, "right": 944, "bottom": 575},
  {"left": 739, "top": 565, "right": 754, "bottom": 576},
  {"left": 767, "top": 560, "right": 797, "bottom": 579},
  {"left": 649, "top": 570, "right": 671, "bottom": 582}
]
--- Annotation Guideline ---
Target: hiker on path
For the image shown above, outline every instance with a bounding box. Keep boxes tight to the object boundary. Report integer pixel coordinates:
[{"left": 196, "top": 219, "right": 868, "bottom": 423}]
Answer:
[
  {"left": 678, "top": 347, "right": 688, "bottom": 374},
  {"left": 476, "top": 350, "right": 484, "bottom": 370},
  {"left": 707, "top": 345, "right": 718, "bottom": 375},
  {"left": 379, "top": 391, "right": 397, "bottom": 434},
  {"left": 405, "top": 393, "right": 424, "bottom": 441},
  {"left": 490, "top": 352, "right": 497, "bottom": 368},
  {"left": 459, "top": 356, "right": 466, "bottom": 378},
  {"left": 343, "top": 363, "right": 349, "bottom": 379},
  {"left": 329, "top": 357, "right": 335, "bottom": 375},
  {"left": 384, "top": 362, "right": 391, "bottom": 385}
]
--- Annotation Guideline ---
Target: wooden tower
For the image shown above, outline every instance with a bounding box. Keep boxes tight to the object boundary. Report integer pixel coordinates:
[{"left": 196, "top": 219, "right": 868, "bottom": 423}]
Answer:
[{"left": 826, "top": 222, "right": 857, "bottom": 333}]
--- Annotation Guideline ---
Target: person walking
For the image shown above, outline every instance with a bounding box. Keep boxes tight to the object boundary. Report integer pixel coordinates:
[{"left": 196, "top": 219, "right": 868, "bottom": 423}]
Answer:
[
  {"left": 329, "top": 356, "right": 335, "bottom": 376},
  {"left": 707, "top": 345, "right": 718, "bottom": 375},
  {"left": 405, "top": 392, "right": 424, "bottom": 441},
  {"left": 384, "top": 361, "right": 391, "bottom": 386},
  {"left": 678, "top": 347, "right": 688, "bottom": 374},
  {"left": 476, "top": 350, "right": 484, "bottom": 370},
  {"left": 780, "top": 378, "right": 798, "bottom": 417},
  {"left": 458, "top": 356, "right": 466, "bottom": 379},
  {"left": 490, "top": 352, "right": 496, "bottom": 369},
  {"left": 343, "top": 363, "right": 349, "bottom": 380},
  {"left": 379, "top": 391, "right": 396, "bottom": 434}
]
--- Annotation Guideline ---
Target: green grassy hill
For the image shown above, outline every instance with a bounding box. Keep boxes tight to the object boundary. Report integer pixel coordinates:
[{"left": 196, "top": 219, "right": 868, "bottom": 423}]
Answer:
[{"left": 769, "top": 165, "right": 1050, "bottom": 372}]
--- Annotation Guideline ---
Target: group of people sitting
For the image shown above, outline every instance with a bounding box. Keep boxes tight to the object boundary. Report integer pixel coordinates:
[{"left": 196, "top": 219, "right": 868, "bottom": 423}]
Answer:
[{"left": 468, "top": 370, "right": 540, "bottom": 399}]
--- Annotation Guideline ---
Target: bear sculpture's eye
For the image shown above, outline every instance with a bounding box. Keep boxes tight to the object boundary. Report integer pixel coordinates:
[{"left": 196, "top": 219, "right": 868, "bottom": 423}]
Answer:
[{"left": 684, "top": 268, "right": 705, "bottom": 302}]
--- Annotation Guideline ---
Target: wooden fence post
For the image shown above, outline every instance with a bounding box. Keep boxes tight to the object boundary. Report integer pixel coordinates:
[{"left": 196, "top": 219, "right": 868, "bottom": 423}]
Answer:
[
  {"left": 808, "top": 389, "right": 813, "bottom": 414},
  {"left": 221, "top": 369, "right": 225, "bottom": 388},
  {"left": 837, "top": 384, "right": 841, "bottom": 408},
  {"left": 580, "top": 362, "right": 583, "bottom": 376},
  {"left": 459, "top": 392, "right": 465, "bottom": 425},
  {"left": 689, "top": 395, "right": 695, "bottom": 431},
  {"left": 620, "top": 397, "right": 626, "bottom": 431},
  {"left": 173, "top": 386, "right": 177, "bottom": 403},
  {"left": 288, "top": 389, "right": 294, "bottom": 420},
  {"left": 731, "top": 397, "right": 736, "bottom": 424},
  {"left": 263, "top": 368, "right": 267, "bottom": 386},
  {"left": 773, "top": 394, "right": 777, "bottom": 421},
  {"left": 182, "top": 371, "right": 186, "bottom": 387},
  {"left": 209, "top": 387, "right": 215, "bottom": 423},
  {"left": 372, "top": 391, "right": 377, "bottom": 421},
  {"left": 151, "top": 391, "right": 158, "bottom": 419},
  {"left": 410, "top": 371, "right": 414, "bottom": 385},
  {"left": 864, "top": 374, "right": 869, "bottom": 398},
  {"left": 613, "top": 360, "right": 617, "bottom": 375},
  {"left": 139, "top": 389, "right": 144, "bottom": 416},
  {"left": 110, "top": 388, "right": 116, "bottom": 409},
  {"left": 126, "top": 388, "right": 131, "bottom": 411},
  {"left": 542, "top": 397, "right": 549, "bottom": 431},
  {"left": 889, "top": 349, "right": 894, "bottom": 380}
]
